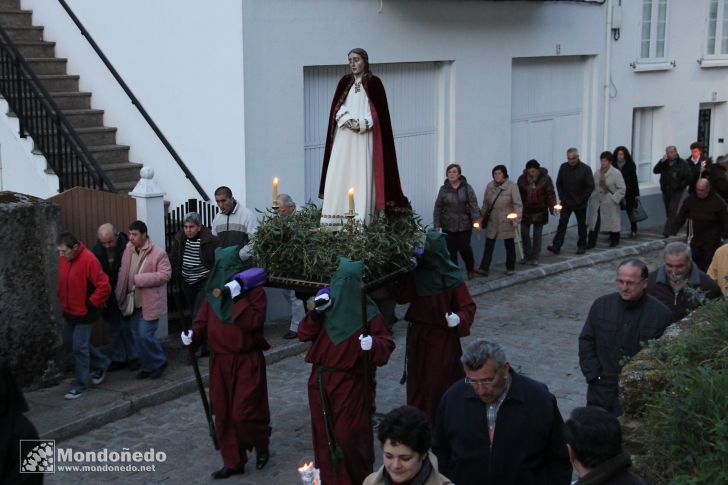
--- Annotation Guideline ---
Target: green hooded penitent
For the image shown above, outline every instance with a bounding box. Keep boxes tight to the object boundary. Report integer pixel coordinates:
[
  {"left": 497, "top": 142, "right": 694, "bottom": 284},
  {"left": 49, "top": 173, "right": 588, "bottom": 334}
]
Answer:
[
  {"left": 413, "top": 230, "right": 464, "bottom": 296},
  {"left": 323, "top": 257, "right": 381, "bottom": 345},
  {"left": 205, "top": 245, "right": 245, "bottom": 323}
]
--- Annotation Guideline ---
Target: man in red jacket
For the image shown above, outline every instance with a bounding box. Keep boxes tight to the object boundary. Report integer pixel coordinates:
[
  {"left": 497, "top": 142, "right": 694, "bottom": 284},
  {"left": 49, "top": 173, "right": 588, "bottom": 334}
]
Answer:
[{"left": 56, "top": 231, "right": 112, "bottom": 400}]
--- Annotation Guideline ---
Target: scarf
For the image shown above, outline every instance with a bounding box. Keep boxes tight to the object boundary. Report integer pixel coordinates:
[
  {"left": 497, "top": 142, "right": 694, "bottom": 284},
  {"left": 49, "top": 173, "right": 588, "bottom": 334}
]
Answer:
[
  {"left": 323, "top": 258, "right": 381, "bottom": 345},
  {"left": 414, "top": 231, "right": 464, "bottom": 296}
]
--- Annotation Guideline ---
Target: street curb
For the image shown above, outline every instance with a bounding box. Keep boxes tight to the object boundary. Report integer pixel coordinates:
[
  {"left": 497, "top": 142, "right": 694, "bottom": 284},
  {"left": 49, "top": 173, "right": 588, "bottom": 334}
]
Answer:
[
  {"left": 466, "top": 238, "right": 673, "bottom": 298},
  {"left": 42, "top": 340, "right": 309, "bottom": 441}
]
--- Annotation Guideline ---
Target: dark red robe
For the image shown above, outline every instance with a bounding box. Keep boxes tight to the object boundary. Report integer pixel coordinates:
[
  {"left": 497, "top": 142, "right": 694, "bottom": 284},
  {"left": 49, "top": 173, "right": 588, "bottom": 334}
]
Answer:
[
  {"left": 191, "top": 287, "right": 271, "bottom": 469},
  {"left": 399, "top": 279, "right": 476, "bottom": 423},
  {"left": 298, "top": 311, "right": 394, "bottom": 485},
  {"left": 319, "top": 72, "right": 410, "bottom": 214}
]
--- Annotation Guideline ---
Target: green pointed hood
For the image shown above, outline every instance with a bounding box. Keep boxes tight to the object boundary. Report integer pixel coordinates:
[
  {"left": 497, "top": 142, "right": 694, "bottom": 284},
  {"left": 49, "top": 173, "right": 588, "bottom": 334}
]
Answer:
[
  {"left": 324, "top": 257, "right": 381, "bottom": 345},
  {"left": 205, "top": 246, "right": 245, "bottom": 323},
  {"left": 413, "top": 230, "right": 464, "bottom": 296}
]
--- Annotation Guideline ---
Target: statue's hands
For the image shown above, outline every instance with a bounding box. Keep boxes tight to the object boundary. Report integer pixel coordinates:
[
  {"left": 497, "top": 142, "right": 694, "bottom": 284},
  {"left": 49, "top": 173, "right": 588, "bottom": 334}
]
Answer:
[{"left": 344, "top": 119, "right": 360, "bottom": 132}]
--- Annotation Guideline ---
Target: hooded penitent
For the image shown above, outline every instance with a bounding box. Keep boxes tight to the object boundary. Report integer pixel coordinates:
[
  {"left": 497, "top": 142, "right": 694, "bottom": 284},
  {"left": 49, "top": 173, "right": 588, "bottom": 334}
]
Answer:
[
  {"left": 414, "top": 231, "right": 464, "bottom": 296},
  {"left": 323, "top": 257, "right": 381, "bottom": 345},
  {"left": 205, "top": 245, "right": 246, "bottom": 323}
]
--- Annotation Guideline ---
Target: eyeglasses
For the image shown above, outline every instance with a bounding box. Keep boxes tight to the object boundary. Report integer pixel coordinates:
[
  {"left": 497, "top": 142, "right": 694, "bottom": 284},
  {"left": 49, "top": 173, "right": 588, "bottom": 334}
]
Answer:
[
  {"left": 465, "top": 376, "right": 498, "bottom": 387},
  {"left": 615, "top": 278, "right": 645, "bottom": 288}
]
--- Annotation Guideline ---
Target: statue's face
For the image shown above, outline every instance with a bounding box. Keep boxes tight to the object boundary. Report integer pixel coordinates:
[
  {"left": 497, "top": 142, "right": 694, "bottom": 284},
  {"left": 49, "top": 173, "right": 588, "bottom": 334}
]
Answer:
[{"left": 349, "top": 53, "right": 365, "bottom": 75}]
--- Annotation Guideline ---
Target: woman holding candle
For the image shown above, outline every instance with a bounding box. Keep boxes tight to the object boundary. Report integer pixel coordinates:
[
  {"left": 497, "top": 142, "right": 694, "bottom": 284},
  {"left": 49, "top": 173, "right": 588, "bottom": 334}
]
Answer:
[
  {"left": 318, "top": 48, "right": 409, "bottom": 228},
  {"left": 476, "top": 165, "right": 522, "bottom": 276},
  {"left": 433, "top": 164, "right": 481, "bottom": 280},
  {"left": 363, "top": 406, "right": 453, "bottom": 485},
  {"left": 516, "top": 159, "right": 557, "bottom": 266}
]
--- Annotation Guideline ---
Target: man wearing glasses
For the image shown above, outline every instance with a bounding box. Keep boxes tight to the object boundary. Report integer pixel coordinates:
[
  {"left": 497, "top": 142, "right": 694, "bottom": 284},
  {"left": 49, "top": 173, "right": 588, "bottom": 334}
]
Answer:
[
  {"left": 433, "top": 339, "right": 571, "bottom": 485},
  {"left": 579, "top": 259, "right": 672, "bottom": 416}
]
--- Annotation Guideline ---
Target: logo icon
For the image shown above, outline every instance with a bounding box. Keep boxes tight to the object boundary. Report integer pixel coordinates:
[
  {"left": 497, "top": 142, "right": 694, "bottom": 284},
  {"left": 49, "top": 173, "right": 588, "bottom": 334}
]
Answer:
[{"left": 20, "top": 440, "right": 55, "bottom": 474}]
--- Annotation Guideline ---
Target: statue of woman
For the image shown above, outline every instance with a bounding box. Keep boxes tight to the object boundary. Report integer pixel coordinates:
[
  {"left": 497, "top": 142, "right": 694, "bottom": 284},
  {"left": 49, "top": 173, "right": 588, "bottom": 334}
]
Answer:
[{"left": 319, "top": 48, "right": 409, "bottom": 228}]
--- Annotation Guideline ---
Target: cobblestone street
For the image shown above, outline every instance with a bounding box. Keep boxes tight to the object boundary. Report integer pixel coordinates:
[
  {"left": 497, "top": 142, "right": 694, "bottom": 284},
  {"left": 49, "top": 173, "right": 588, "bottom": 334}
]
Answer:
[{"left": 47, "top": 250, "right": 663, "bottom": 484}]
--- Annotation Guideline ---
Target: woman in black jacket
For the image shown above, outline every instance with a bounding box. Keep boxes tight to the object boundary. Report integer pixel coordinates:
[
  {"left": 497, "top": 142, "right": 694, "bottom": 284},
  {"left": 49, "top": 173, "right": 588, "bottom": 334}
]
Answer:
[
  {"left": 433, "top": 164, "right": 481, "bottom": 279},
  {"left": 612, "top": 146, "right": 640, "bottom": 238}
]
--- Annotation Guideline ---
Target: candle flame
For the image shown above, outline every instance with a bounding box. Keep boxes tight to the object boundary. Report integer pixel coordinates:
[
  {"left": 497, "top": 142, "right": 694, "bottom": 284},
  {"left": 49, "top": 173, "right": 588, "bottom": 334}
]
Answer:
[
  {"left": 554, "top": 203, "right": 562, "bottom": 210},
  {"left": 348, "top": 187, "right": 354, "bottom": 195},
  {"left": 298, "top": 462, "right": 313, "bottom": 472},
  {"left": 472, "top": 222, "right": 480, "bottom": 228},
  {"left": 273, "top": 177, "right": 279, "bottom": 185},
  {"left": 506, "top": 213, "right": 517, "bottom": 220}
]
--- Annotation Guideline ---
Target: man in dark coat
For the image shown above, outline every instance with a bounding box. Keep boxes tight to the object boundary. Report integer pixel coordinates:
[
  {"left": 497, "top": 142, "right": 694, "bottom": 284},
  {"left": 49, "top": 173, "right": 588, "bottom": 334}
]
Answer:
[
  {"left": 181, "top": 246, "right": 271, "bottom": 479},
  {"left": 670, "top": 178, "right": 728, "bottom": 271},
  {"left": 92, "top": 223, "right": 138, "bottom": 371},
  {"left": 433, "top": 339, "right": 571, "bottom": 485},
  {"left": 653, "top": 145, "right": 692, "bottom": 237},
  {"left": 319, "top": 48, "right": 409, "bottom": 215},
  {"left": 579, "top": 259, "right": 672, "bottom": 416},
  {"left": 517, "top": 159, "right": 557, "bottom": 264},
  {"left": 398, "top": 231, "right": 476, "bottom": 423},
  {"left": 647, "top": 242, "right": 721, "bottom": 322},
  {"left": 298, "top": 258, "right": 395, "bottom": 485},
  {"left": 564, "top": 407, "right": 648, "bottom": 485},
  {"left": 548, "top": 147, "right": 594, "bottom": 255}
]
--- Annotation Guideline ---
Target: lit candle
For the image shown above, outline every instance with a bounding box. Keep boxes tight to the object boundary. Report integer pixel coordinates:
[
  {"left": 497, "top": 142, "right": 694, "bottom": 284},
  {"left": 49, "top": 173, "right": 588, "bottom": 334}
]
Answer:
[
  {"left": 554, "top": 203, "right": 563, "bottom": 212},
  {"left": 272, "top": 177, "right": 279, "bottom": 202},
  {"left": 506, "top": 213, "right": 517, "bottom": 221},
  {"left": 472, "top": 222, "right": 480, "bottom": 229},
  {"left": 348, "top": 187, "right": 355, "bottom": 212}
]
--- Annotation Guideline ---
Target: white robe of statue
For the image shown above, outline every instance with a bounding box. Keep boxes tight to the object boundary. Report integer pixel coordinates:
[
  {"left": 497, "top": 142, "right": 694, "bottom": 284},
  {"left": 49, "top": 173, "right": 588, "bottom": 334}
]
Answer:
[{"left": 320, "top": 75, "right": 374, "bottom": 229}]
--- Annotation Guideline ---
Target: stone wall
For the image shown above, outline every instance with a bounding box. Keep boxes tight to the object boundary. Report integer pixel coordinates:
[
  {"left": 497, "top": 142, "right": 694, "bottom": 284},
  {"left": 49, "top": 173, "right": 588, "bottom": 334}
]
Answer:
[{"left": 0, "top": 192, "right": 62, "bottom": 387}]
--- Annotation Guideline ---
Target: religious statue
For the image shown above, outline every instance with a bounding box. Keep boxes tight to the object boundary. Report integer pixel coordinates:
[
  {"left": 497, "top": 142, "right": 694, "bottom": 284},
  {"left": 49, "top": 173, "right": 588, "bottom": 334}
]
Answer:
[{"left": 319, "top": 48, "right": 409, "bottom": 228}]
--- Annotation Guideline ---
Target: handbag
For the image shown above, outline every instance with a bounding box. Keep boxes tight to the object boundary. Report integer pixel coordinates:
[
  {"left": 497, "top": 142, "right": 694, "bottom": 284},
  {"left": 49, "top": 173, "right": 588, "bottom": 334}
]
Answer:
[
  {"left": 122, "top": 290, "right": 135, "bottom": 317},
  {"left": 629, "top": 201, "right": 648, "bottom": 223}
]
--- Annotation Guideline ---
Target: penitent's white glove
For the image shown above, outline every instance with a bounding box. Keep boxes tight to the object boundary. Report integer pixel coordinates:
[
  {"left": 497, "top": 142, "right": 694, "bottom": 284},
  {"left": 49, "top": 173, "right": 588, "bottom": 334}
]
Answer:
[
  {"left": 359, "top": 334, "right": 373, "bottom": 351},
  {"left": 445, "top": 312, "right": 460, "bottom": 328},
  {"left": 181, "top": 330, "right": 193, "bottom": 346}
]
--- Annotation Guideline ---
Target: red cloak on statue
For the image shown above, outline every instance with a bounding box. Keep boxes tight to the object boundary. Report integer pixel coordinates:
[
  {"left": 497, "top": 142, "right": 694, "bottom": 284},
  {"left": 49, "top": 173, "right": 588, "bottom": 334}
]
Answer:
[{"left": 319, "top": 72, "right": 410, "bottom": 214}]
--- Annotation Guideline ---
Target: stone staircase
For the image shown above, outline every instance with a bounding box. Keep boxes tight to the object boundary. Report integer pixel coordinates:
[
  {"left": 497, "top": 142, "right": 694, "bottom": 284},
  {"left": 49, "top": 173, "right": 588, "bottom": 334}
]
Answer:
[{"left": 0, "top": 0, "right": 140, "bottom": 193}]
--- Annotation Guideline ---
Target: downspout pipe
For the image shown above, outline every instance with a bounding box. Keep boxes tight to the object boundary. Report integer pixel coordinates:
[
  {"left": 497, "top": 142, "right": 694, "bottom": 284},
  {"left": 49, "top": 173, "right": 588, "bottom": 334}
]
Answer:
[{"left": 603, "top": 0, "right": 613, "bottom": 151}]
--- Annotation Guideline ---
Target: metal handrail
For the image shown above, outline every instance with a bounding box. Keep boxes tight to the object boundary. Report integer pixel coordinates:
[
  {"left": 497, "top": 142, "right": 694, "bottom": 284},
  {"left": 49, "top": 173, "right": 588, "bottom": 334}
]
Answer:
[
  {"left": 57, "top": 0, "right": 210, "bottom": 201},
  {"left": 0, "top": 25, "right": 116, "bottom": 192}
]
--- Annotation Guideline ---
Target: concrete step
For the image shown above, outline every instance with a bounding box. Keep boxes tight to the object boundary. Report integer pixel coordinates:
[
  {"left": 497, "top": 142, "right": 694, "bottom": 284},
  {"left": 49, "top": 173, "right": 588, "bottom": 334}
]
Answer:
[
  {"left": 37, "top": 74, "right": 80, "bottom": 92},
  {"left": 62, "top": 108, "right": 105, "bottom": 129},
  {"left": 48, "top": 91, "right": 91, "bottom": 110},
  {"left": 26, "top": 57, "right": 67, "bottom": 75},
  {"left": 74, "top": 126, "right": 117, "bottom": 146},
  {"left": 2, "top": 25, "right": 44, "bottom": 42},
  {"left": 86, "top": 144, "right": 130, "bottom": 165},
  {"left": 86, "top": 161, "right": 141, "bottom": 183},
  {"left": 0, "top": 0, "right": 20, "bottom": 9},
  {"left": 0, "top": 39, "right": 55, "bottom": 58},
  {"left": 0, "top": 9, "right": 33, "bottom": 28}
]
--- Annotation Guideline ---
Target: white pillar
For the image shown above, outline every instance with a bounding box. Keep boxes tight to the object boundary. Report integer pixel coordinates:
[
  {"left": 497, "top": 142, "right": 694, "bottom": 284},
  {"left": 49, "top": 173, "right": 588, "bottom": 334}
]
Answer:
[{"left": 129, "top": 167, "right": 169, "bottom": 336}]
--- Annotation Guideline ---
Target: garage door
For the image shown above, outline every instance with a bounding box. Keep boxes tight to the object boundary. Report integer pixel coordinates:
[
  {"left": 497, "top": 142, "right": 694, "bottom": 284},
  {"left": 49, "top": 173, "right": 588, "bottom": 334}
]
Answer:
[
  {"left": 304, "top": 62, "right": 440, "bottom": 225},
  {"left": 510, "top": 56, "right": 586, "bottom": 178}
]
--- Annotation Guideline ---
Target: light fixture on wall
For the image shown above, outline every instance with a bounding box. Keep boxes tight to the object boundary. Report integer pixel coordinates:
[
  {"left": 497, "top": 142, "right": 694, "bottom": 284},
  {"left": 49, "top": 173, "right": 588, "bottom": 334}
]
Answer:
[{"left": 611, "top": 3, "right": 623, "bottom": 41}]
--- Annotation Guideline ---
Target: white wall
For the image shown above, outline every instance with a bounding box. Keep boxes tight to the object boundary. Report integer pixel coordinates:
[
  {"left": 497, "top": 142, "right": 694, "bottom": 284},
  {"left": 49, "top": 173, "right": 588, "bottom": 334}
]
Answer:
[
  {"left": 0, "top": 100, "right": 59, "bottom": 197},
  {"left": 241, "top": 0, "right": 607, "bottom": 215},
  {"left": 21, "top": 0, "right": 246, "bottom": 207},
  {"left": 607, "top": 0, "right": 728, "bottom": 195}
]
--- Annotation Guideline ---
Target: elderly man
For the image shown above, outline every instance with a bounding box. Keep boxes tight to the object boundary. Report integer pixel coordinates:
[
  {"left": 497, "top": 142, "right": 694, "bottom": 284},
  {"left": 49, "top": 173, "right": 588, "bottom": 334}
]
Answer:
[
  {"left": 57, "top": 231, "right": 112, "bottom": 399},
  {"left": 212, "top": 186, "right": 257, "bottom": 251},
  {"left": 653, "top": 145, "right": 692, "bottom": 237},
  {"left": 580, "top": 259, "right": 672, "bottom": 415},
  {"left": 547, "top": 147, "right": 594, "bottom": 256},
  {"left": 564, "top": 407, "right": 648, "bottom": 484},
  {"left": 433, "top": 339, "right": 571, "bottom": 485},
  {"left": 670, "top": 178, "right": 728, "bottom": 271},
  {"left": 647, "top": 242, "right": 721, "bottom": 322},
  {"left": 277, "top": 194, "right": 306, "bottom": 339},
  {"left": 116, "top": 220, "right": 171, "bottom": 379},
  {"left": 92, "top": 223, "right": 138, "bottom": 372}
]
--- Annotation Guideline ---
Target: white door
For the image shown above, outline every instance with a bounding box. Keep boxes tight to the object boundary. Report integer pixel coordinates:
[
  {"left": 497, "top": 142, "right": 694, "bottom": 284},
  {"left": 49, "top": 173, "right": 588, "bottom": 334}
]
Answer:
[
  {"left": 304, "top": 62, "right": 441, "bottom": 225},
  {"left": 511, "top": 56, "right": 587, "bottom": 230}
]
